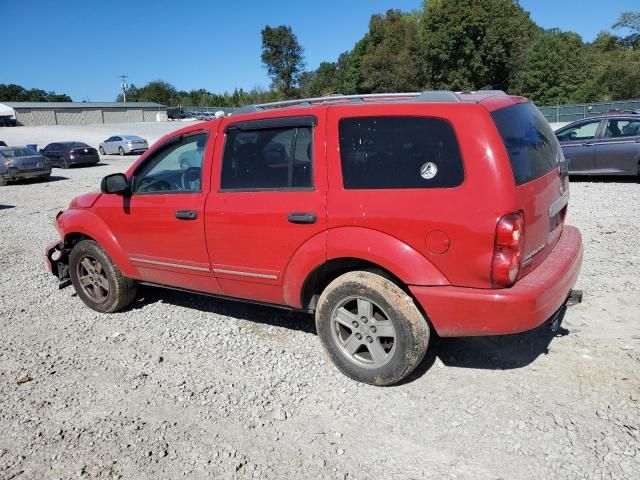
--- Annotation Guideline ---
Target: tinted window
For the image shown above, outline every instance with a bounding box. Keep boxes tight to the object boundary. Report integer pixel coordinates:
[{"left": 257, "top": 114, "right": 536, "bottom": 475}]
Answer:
[
  {"left": 556, "top": 121, "right": 600, "bottom": 142},
  {"left": 221, "top": 126, "right": 313, "bottom": 190},
  {"left": 491, "top": 103, "right": 560, "bottom": 186},
  {"left": 338, "top": 117, "right": 464, "bottom": 189},
  {"left": 604, "top": 119, "right": 640, "bottom": 138},
  {"left": 133, "top": 133, "right": 208, "bottom": 194}
]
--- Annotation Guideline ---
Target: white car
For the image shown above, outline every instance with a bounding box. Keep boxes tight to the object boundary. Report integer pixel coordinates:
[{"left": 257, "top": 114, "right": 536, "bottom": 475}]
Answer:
[{"left": 98, "top": 135, "right": 148, "bottom": 156}]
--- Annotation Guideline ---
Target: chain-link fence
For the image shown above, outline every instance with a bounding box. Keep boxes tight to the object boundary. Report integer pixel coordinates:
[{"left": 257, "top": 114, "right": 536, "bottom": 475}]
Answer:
[{"left": 539, "top": 99, "right": 640, "bottom": 123}]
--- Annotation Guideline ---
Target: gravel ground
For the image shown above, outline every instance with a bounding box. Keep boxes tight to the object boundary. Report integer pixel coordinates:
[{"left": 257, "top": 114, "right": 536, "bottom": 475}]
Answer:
[{"left": 0, "top": 154, "right": 639, "bottom": 479}]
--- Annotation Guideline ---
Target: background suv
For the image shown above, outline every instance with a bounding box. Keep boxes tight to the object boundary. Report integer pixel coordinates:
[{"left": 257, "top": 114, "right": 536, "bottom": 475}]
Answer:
[{"left": 46, "top": 91, "right": 583, "bottom": 386}]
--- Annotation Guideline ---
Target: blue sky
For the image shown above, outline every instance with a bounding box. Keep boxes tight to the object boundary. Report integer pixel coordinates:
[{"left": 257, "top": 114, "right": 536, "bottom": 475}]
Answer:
[{"left": 2, "top": 0, "right": 638, "bottom": 101}]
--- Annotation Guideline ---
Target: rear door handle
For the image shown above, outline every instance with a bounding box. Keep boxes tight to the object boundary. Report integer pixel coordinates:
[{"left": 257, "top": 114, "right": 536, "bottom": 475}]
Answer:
[
  {"left": 287, "top": 212, "right": 317, "bottom": 224},
  {"left": 175, "top": 210, "right": 198, "bottom": 220}
]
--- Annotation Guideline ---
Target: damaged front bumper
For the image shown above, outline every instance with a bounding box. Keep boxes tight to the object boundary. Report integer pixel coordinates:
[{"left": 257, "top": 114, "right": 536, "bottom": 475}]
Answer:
[{"left": 45, "top": 240, "right": 71, "bottom": 289}]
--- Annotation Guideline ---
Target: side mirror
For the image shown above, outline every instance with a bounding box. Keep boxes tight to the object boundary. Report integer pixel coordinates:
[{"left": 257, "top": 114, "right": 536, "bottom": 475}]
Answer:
[{"left": 101, "top": 173, "right": 129, "bottom": 194}]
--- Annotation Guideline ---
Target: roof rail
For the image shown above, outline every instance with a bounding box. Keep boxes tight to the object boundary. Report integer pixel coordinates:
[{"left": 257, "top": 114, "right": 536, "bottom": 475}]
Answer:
[{"left": 232, "top": 90, "right": 460, "bottom": 115}]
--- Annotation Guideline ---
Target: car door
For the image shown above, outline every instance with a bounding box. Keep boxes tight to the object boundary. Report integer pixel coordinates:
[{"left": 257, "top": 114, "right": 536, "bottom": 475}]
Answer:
[
  {"left": 595, "top": 118, "right": 640, "bottom": 174},
  {"left": 111, "top": 136, "right": 122, "bottom": 154},
  {"left": 96, "top": 128, "right": 222, "bottom": 294},
  {"left": 555, "top": 119, "right": 603, "bottom": 173},
  {"left": 42, "top": 144, "right": 58, "bottom": 163},
  {"left": 205, "top": 113, "right": 327, "bottom": 306}
]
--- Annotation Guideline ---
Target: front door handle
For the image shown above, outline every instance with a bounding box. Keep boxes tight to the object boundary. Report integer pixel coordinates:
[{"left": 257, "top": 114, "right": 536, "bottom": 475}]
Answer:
[
  {"left": 175, "top": 210, "right": 198, "bottom": 220},
  {"left": 287, "top": 212, "right": 317, "bottom": 224}
]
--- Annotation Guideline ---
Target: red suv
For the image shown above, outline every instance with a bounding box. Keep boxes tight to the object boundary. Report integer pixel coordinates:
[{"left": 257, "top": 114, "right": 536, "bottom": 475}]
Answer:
[{"left": 46, "top": 91, "right": 583, "bottom": 385}]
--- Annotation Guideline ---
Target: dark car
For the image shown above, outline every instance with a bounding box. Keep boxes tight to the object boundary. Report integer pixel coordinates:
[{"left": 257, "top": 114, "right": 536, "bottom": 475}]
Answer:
[
  {"left": 41, "top": 142, "right": 100, "bottom": 169},
  {"left": 555, "top": 115, "right": 640, "bottom": 175},
  {"left": 0, "top": 146, "right": 51, "bottom": 186}
]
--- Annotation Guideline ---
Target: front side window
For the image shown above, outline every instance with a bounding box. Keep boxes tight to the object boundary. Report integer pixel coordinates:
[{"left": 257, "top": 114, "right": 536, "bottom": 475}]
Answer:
[
  {"left": 339, "top": 116, "right": 464, "bottom": 189},
  {"left": 133, "top": 132, "right": 208, "bottom": 194},
  {"left": 556, "top": 121, "right": 600, "bottom": 142},
  {"left": 604, "top": 119, "right": 640, "bottom": 138},
  {"left": 221, "top": 126, "right": 313, "bottom": 190}
]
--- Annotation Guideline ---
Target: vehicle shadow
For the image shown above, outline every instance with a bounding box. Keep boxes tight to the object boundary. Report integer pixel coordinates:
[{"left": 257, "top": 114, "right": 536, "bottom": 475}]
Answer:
[
  {"left": 0, "top": 205, "right": 15, "bottom": 210},
  {"left": 570, "top": 175, "right": 639, "bottom": 183},
  {"left": 131, "top": 285, "right": 568, "bottom": 383},
  {"left": 42, "top": 176, "right": 69, "bottom": 183},
  {"left": 132, "top": 285, "right": 317, "bottom": 335}
]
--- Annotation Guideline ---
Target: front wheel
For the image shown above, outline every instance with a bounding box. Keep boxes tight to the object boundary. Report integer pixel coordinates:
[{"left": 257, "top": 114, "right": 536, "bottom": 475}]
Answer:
[
  {"left": 99, "top": 146, "right": 105, "bottom": 155},
  {"left": 316, "top": 271, "right": 429, "bottom": 386},
  {"left": 118, "top": 147, "right": 125, "bottom": 156},
  {"left": 69, "top": 240, "right": 137, "bottom": 313}
]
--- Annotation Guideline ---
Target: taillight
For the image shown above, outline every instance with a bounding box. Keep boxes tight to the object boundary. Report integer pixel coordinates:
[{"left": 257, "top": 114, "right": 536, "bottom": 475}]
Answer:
[{"left": 491, "top": 211, "right": 525, "bottom": 288}]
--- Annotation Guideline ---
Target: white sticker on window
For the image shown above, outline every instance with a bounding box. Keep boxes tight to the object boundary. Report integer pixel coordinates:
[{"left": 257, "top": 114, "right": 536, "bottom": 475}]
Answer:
[{"left": 420, "top": 162, "right": 438, "bottom": 180}]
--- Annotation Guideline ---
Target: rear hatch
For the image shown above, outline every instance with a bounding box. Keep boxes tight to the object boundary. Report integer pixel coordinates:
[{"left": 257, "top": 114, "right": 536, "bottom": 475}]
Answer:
[
  {"left": 4, "top": 149, "right": 47, "bottom": 171},
  {"left": 491, "top": 102, "right": 570, "bottom": 276}
]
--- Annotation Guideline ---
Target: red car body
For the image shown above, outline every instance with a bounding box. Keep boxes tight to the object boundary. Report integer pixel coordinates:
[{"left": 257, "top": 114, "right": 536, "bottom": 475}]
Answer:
[{"left": 47, "top": 92, "right": 583, "bottom": 337}]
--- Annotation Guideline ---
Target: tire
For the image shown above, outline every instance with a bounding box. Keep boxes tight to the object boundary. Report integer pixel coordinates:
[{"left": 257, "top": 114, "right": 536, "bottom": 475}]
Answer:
[
  {"left": 119, "top": 147, "right": 125, "bottom": 156},
  {"left": 69, "top": 240, "right": 137, "bottom": 313},
  {"left": 60, "top": 157, "right": 69, "bottom": 169},
  {"left": 0, "top": 176, "right": 7, "bottom": 187},
  {"left": 99, "top": 146, "right": 105, "bottom": 155},
  {"left": 315, "top": 271, "right": 429, "bottom": 386}
]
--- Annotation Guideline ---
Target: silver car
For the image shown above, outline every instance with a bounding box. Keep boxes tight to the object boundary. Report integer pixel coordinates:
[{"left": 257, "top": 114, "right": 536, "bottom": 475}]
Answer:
[
  {"left": 0, "top": 146, "right": 52, "bottom": 186},
  {"left": 98, "top": 135, "right": 149, "bottom": 156}
]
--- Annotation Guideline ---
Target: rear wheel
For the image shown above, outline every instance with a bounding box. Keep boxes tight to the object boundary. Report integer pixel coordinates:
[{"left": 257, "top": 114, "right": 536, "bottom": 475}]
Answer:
[
  {"left": 69, "top": 240, "right": 137, "bottom": 313},
  {"left": 119, "top": 147, "right": 125, "bottom": 156},
  {"left": 0, "top": 176, "right": 7, "bottom": 187},
  {"left": 99, "top": 146, "right": 105, "bottom": 155},
  {"left": 315, "top": 271, "right": 429, "bottom": 386},
  {"left": 60, "top": 157, "right": 69, "bottom": 169}
]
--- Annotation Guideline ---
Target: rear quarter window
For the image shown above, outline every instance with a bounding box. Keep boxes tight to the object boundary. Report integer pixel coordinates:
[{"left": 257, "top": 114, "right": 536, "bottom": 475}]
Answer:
[
  {"left": 338, "top": 116, "right": 464, "bottom": 189},
  {"left": 491, "top": 103, "right": 560, "bottom": 185}
]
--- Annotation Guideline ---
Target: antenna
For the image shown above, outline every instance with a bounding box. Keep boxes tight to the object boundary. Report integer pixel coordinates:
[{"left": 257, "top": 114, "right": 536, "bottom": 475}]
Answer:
[{"left": 118, "top": 75, "right": 128, "bottom": 102}]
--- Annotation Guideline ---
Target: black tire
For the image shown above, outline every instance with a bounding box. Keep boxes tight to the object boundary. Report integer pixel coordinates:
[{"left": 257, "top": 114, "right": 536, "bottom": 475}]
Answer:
[
  {"left": 69, "top": 240, "right": 137, "bottom": 313},
  {"left": 119, "top": 147, "right": 125, "bottom": 156},
  {"left": 99, "top": 146, "right": 105, "bottom": 155},
  {"left": 315, "top": 271, "right": 429, "bottom": 386},
  {"left": 60, "top": 157, "right": 69, "bottom": 169}
]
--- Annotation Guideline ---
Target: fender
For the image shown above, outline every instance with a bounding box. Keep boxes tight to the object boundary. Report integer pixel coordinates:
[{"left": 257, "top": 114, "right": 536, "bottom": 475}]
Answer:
[
  {"left": 56, "top": 209, "right": 138, "bottom": 278},
  {"left": 282, "top": 231, "right": 328, "bottom": 307},
  {"left": 326, "top": 227, "right": 449, "bottom": 287}
]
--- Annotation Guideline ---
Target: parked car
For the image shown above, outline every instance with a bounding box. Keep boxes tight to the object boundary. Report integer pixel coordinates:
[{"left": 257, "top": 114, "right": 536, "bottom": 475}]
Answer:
[
  {"left": 41, "top": 142, "right": 99, "bottom": 169},
  {"left": 555, "top": 114, "right": 640, "bottom": 175},
  {"left": 98, "top": 135, "right": 148, "bottom": 156},
  {"left": 46, "top": 91, "right": 583, "bottom": 386},
  {"left": 0, "top": 146, "right": 51, "bottom": 186}
]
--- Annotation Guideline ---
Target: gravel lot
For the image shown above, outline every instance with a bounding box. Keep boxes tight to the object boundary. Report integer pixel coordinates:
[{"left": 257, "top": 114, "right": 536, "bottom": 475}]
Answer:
[{"left": 0, "top": 136, "right": 639, "bottom": 478}]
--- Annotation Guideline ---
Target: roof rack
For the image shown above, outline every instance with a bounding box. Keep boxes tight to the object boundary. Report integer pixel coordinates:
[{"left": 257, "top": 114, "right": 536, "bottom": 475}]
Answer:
[{"left": 232, "top": 90, "right": 464, "bottom": 115}]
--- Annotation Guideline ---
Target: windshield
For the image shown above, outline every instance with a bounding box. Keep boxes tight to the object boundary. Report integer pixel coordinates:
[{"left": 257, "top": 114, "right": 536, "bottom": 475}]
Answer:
[{"left": 0, "top": 148, "right": 35, "bottom": 158}]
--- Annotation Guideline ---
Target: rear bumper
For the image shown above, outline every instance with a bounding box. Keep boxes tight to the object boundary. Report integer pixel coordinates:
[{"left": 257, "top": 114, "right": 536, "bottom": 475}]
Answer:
[
  {"left": 410, "top": 225, "right": 583, "bottom": 337},
  {"left": 2, "top": 168, "right": 51, "bottom": 181},
  {"left": 69, "top": 156, "right": 99, "bottom": 165}
]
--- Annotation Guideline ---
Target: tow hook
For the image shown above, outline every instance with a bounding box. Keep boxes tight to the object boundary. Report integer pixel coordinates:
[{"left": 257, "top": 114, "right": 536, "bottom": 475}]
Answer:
[{"left": 566, "top": 289, "right": 583, "bottom": 307}]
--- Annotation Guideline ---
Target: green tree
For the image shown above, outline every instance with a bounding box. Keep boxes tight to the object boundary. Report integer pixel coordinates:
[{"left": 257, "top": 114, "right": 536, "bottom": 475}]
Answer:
[
  {"left": 613, "top": 11, "right": 640, "bottom": 47},
  {"left": 512, "top": 29, "right": 587, "bottom": 104},
  {"left": 360, "top": 10, "right": 421, "bottom": 92},
  {"left": 261, "top": 25, "right": 305, "bottom": 98},
  {"left": 305, "top": 62, "right": 340, "bottom": 97},
  {"left": 0, "top": 83, "right": 71, "bottom": 102},
  {"left": 418, "top": 0, "right": 537, "bottom": 91}
]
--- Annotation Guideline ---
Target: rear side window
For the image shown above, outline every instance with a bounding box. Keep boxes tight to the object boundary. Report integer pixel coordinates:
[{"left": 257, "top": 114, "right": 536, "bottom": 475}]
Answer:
[
  {"left": 221, "top": 126, "right": 313, "bottom": 190},
  {"left": 491, "top": 103, "right": 560, "bottom": 185},
  {"left": 339, "top": 117, "right": 464, "bottom": 189}
]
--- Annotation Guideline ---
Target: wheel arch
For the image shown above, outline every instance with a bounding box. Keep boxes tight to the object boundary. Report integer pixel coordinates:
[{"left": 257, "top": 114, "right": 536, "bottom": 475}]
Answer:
[{"left": 57, "top": 210, "right": 137, "bottom": 277}]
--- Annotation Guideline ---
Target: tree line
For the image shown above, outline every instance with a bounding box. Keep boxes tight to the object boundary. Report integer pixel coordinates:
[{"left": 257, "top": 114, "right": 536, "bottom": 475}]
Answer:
[{"left": 2, "top": 2, "right": 639, "bottom": 108}]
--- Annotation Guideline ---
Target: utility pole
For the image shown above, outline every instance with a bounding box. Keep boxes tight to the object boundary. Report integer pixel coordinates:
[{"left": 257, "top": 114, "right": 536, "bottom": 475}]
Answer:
[{"left": 119, "top": 75, "right": 128, "bottom": 102}]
